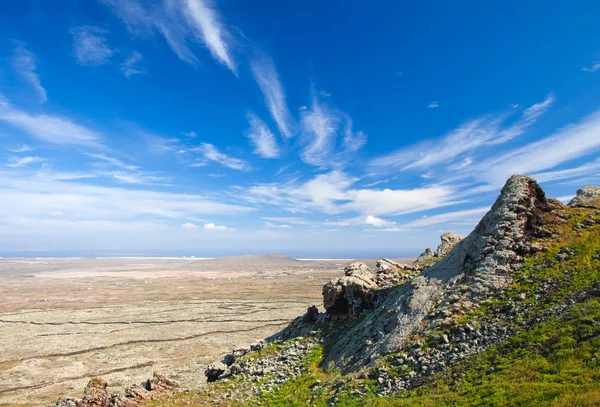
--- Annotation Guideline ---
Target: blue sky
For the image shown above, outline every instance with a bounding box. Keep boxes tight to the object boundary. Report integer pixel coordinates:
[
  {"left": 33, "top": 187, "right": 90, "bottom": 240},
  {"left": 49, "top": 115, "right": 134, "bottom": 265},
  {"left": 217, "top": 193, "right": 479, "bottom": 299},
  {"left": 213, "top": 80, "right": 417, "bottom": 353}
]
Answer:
[{"left": 1, "top": 0, "right": 600, "bottom": 257}]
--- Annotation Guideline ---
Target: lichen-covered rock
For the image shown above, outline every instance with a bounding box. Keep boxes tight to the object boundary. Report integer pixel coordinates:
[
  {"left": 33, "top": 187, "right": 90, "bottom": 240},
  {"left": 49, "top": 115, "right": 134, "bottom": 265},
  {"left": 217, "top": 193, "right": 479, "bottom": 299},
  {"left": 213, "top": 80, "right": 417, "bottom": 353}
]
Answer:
[
  {"left": 415, "top": 247, "right": 434, "bottom": 263},
  {"left": 323, "top": 175, "right": 562, "bottom": 372},
  {"left": 568, "top": 185, "right": 600, "bottom": 209},
  {"left": 375, "top": 258, "right": 421, "bottom": 288},
  {"left": 435, "top": 232, "right": 464, "bottom": 257},
  {"left": 323, "top": 262, "right": 377, "bottom": 316}
]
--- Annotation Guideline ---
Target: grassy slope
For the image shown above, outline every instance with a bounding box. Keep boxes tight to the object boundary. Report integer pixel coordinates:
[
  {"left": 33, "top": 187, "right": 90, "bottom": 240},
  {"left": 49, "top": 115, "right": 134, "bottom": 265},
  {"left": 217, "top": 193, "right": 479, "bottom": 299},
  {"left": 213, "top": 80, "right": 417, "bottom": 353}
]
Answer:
[{"left": 151, "top": 207, "right": 600, "bottom": 407}]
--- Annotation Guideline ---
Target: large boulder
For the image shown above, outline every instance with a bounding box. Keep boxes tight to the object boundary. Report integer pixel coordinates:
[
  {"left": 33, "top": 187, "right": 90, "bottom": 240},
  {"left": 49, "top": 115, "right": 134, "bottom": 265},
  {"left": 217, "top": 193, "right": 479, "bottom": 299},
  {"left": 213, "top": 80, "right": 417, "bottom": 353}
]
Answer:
[
  {"left": 568, "top": 186, "right": 600, "bottom": 209},
  {"left": 205, "top": 361, "right": 228, "bottom": 382},
  {"left": 322, "top": 262, "right": 377, "bottom": 316},
  {"left": 436, "top": 232, "right": 464, "bottom": 257}
]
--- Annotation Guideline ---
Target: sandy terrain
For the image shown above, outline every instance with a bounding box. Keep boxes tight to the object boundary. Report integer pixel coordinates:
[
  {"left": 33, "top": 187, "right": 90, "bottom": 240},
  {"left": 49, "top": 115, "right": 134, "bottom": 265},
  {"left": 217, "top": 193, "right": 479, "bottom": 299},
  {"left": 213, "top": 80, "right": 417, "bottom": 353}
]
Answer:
[
  {"left": 0, "top": 255, "right": 414, "bottom": 406},
  {"left": 0, "top": 255, "right": 347, "bottom": 406}
]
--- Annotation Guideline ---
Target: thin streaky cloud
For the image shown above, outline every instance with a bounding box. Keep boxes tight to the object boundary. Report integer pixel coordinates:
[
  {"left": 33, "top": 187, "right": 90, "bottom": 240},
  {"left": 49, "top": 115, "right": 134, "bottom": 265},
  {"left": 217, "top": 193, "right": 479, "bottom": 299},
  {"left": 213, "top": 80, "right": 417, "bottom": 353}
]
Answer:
[
  {"left": 6, "top": 156, "right": 45, "bottom": 168},
  {"left": 250, "top": 56, "right": 294, "bottom": 138},
  {"left": 183, "top": 0, "right": 236, "bottom": 73},
  {"left": 192, "top": 143, "right": 251, "bottom": 171},
  {"left": 12, "top": 42, "right": 47, "bottom": 102},
  {"left": 582, "top": 62, "right": 600, "bottom": 73},
  {"left": 427, "top": 101, "right": 439, "bottom": 108},
  {"left": 0, "top": 99, "right": 103, "bottom": 148},
  {"left": 70, "top": 26, "right": 116, "bottom": 66},
  {"left": 371, "top": 95, "right": 554, "bottom": 172},
  {"left": 9, "top": 144, "right": 35, "bottom": 153},
  {"left": 246, "top": 112, "right": 280, "bottom": 158}
]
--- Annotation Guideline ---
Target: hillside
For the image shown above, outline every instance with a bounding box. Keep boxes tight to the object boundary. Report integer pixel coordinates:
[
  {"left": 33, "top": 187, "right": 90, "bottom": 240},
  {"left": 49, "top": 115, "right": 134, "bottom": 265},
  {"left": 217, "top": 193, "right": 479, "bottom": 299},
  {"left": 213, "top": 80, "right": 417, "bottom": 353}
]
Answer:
[{"left": 54, "top": 177, "right": 600, "bottom": 407}]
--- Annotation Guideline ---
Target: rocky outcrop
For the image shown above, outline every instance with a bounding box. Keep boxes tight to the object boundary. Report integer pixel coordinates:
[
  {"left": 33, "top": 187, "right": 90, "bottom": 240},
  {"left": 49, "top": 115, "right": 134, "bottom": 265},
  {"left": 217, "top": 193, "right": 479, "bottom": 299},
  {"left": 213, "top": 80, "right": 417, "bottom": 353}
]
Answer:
[
  {"left": 322, "top": 262, "right": 377, "bottom": 316},
  {"left": 415, "top": 247, "right": 434, "bottom": 263},
  {"left": 375, "top": 259, "right": 421, "bottom": 288},
  {"left": 435, "top": 232, "right": 464, "bottom": 257},
  {"left": 568, "top": 185, "right": 600, "bottom": 209},
  {"left": 322, "top": 175, "right": 562, "bottom": 372},
  {"left": 54, "top": 373, "right": 179, "bottom": 407}
]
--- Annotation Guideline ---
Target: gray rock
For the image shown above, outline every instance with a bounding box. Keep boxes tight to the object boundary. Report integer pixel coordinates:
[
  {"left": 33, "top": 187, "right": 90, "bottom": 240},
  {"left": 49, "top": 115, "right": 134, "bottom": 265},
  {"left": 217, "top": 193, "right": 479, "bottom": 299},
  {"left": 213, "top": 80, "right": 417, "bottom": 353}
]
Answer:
[
  {"left": 435, "top": 232, "right": 464, "bottom": 257},
  {"left": 205, "top": 362, "right": 228, "bottom": 382},
  {"left": 568, "top": 185, "right": 600, "bottom": 209},
  {"left": 322, "top": 262, "right": 377, "bottom": 316},
  {"left": 322, "top": 175, "right": 561, "bottom": 372},
  {"left": 415, "top": 248, "right": 434, "bottom": 263}
]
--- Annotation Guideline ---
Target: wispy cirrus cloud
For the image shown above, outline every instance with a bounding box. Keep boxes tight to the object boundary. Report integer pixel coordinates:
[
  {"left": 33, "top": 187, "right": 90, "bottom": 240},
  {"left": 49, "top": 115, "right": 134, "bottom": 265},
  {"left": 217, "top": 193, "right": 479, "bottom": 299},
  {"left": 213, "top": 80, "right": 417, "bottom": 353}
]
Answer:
[
  {"left": 6, "top": 156, "right": 45, "bottom": 168},
  {"left": 242, "top": 170, "right": 458, "bottom": 216},
  {"left": 250, "top": 55, "right": 293, "bottom": 137},
  {"left": 427, "top": 101, "right": 439, "bottom": 109},
  {"left": 190, "top": 143, "right": 251, "bottom": 171},
  {"left": 472, "top": 108, "right": 600, "bottom": 187},
  {"left": 246, "top": 112, "right": 280, "bottom": 158},
  {"left": 582, "top": 61, "right": 600, "bottom": 73},
  {"left": 70, "top": 26, "right": 116, "bottom": 66},
  {"left": 12, "top": 42, "right": 47, "bottom": 102},
  {"left": 371, "top": 94, "right": 554, "bottom": 172},
  {"left": 120, "top": 51, "right": 145, "bottom": 77},
  {"left": 100, "top": 0, "right": 235, "bottom": 73},
  {"left": 0, "top": 98, "right": 104, "bottom": 148},
  {"left": 9, "top": 144, "right": 35, "bottom": 153},
  {"left": 183, "top": 0, "right": 236, "bottom": 73},
  {"left": 300, "top": 94, "right": 367, "bottom": 168}
]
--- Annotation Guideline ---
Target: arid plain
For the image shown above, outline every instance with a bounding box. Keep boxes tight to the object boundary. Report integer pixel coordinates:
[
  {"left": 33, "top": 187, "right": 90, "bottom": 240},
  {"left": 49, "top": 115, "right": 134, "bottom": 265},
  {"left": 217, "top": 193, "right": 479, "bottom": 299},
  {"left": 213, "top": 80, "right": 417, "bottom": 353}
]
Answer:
[{"left": 0, "top": 255, "right": 379, "bottom": 406}]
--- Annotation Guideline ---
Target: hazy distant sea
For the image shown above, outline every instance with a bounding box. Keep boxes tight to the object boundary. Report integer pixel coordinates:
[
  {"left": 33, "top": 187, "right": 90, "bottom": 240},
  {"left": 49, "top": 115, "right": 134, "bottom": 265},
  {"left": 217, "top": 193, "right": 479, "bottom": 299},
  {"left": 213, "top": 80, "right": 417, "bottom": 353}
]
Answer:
[{"left": 0, "top": 248, "right": 417, "bottom": 260}]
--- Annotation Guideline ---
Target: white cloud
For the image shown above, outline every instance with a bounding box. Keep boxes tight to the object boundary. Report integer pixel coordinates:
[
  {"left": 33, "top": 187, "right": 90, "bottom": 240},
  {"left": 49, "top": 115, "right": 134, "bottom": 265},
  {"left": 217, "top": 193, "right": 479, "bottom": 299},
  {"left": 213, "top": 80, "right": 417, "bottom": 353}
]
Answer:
[
  {"left": 89, "top": 153, "right": 139, "bottom": 171},
  {"left": 70, "top": 26, "right": 115, "bottom": 66},
  {"left": 6, "top": 156, "right": 45, "bottom": 168},
  {"left": 244, "top": 170, "right": 459, "bottom": 216},
  {"left": 300, "top": 98, "right": 339, "bottom": 167},
  {"left": 246, "top": 112, "right": 280, "bottom": 158},
  {"left": 9, "top": 144, "right": 35, "bottom": 153},
  {"left": 265, "top": 222, "right": 290, "bottom": 228},
  {"left": 190, "top": 143, "right": 251, "bottom": 171},
  {"left": 582, "top": 62, "right": 600, "bottom": 73},
  {"left": 262, "top": 217, "right": 314, "bottom": 225},
  {"left": 0, "top": 99, "right": 103, "bottom": 148},
  {"left": 182, "top": 131, "right": 197, "bottom": 138},
  {"left": 427, "top": 101, "right": 439, "bottom": 108},
  {"left": 371, "top": 95, "right": 554, "bottom": 172},
  {"left": 204, "top": 222, "right": 228, "bottom": 230},
  {"left": 400, "top": 207, "right": 490, "bottom": 229},
  {"left": 101, "top": 0, "right": 235, "bottom": 72},
  {"left": 12, "top": 42, "right": 47, "bottom": 102},
  {"left": 121, "top": 51, "right": 145, "bottom": 77},
  {"left": 299, "top": 96, "right": 368, "bottom": 168},
  {"left": 250, "top": 56, "right": 293, "bottom": 137},
  {"left": 473, "top": 109, "right": 600, "bottom": 187},
  {"left": 0, "top": 170, "right": 253, "bottom": 226},
  {"left": 181, "top": 222, "right": 198, "bottom": 228},
  {"left": 183, "top": 0, "right": 236, "bottom": 73},
  {"left": 364, "top": 215, "right": 394, "bottom": 227}
]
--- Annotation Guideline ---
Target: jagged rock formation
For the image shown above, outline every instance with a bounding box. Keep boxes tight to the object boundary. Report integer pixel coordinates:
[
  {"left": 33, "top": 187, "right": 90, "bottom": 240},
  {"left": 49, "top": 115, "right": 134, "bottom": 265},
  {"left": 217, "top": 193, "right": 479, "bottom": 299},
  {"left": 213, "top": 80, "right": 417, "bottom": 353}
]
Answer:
[
  {"left": 415, "top": 247, "right": 434, "bottom": 263},
  {"left": 375, "top": 258, "right": 421, "bottom": 288},
  {"left": 435, "top": 232, "right": 464, "bottom": 257},
  {"left": 568, "top": 185, "right": 600, "bottom": 209},
  {"left": 54, "top": 373, "right": 179, "bottom": 407},
  {"left": 321, "top": 175, "right": 562, "bottom": 371},
  {"left": 322, "top": 262, "right": 377, "bottom": 317}
]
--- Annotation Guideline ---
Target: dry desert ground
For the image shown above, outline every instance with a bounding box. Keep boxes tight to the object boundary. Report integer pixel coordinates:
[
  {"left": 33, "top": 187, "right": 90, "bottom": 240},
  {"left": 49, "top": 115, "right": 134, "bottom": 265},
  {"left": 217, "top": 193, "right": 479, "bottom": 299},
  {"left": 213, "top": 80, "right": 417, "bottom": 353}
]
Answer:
[{"left": 0, "top": 255, "right": 367, "bottom": 406}]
